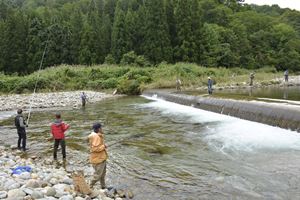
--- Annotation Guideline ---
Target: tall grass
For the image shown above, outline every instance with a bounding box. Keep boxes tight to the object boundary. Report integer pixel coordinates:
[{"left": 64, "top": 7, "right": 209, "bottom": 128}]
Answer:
[{"left": 0, "top": 64, "right": 282, "bottom": 94}]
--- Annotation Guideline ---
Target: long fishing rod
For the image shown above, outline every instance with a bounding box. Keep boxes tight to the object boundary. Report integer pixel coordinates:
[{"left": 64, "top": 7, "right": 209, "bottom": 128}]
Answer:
[{"left": 26, "top": 38, "right": 49, "bottom": 126}]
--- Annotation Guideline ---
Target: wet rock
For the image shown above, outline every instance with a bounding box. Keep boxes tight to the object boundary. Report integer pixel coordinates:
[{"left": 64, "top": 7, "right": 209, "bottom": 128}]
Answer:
[{"left": 0, "top": 191, "right": 7, "bottom": 199}]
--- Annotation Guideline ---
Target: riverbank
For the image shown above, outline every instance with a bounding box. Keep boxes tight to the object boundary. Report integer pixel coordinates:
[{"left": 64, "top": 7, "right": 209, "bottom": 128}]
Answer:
[
  {"left": 0, "top": 91, "right": 120, "bottom": 111},
  {"left": 0, "top": 146, "right": 120, "bottom": 200},
  {"left": 193, "top": 75, "right": 300, "bottom": 92}
]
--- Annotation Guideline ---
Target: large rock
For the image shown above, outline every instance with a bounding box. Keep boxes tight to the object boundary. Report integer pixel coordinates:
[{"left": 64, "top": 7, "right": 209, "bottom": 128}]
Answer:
[
  {"left": 7, "top": 189, "right": 26, "bottom": 200},
  {"left": 0, "top": 191, "right": 7, "bottom": 199}
]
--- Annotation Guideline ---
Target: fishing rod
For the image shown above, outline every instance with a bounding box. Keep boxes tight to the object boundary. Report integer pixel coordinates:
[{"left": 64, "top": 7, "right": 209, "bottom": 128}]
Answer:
[{"left": 26, "top": 37, "right": 49, "bottom": 126}]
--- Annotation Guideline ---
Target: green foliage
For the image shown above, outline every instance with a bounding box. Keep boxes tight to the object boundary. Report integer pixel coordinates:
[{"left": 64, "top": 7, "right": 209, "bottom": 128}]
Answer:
[
  {"left": 0, "top": 0, "right": 300, "bottom": 75},
  {"left": 120, "top": 51, "right": 150, "bottom": 67},
  {"left": 0, "top": 64, "right": 284, "bottom": 94},
  {"left": 104, "top": 54, "right": 116, "bottom": 64},
  {"left": 117, "top": 78, "right": 141, "bottom": 95}
]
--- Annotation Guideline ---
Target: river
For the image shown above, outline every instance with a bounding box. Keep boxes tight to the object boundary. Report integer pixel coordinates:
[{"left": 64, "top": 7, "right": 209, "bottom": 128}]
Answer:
[{"left": 1, "top": 95, "right": 300, "bottom": 199}]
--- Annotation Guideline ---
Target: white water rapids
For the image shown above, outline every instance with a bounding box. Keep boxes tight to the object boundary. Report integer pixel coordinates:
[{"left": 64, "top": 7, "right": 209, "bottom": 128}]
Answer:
[{"left": 142, "top": 95, "right": 300, "bottom": 153}]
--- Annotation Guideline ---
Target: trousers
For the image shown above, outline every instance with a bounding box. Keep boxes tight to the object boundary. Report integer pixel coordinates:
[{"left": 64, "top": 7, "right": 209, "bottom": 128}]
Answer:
[{"left": 53, "top": 139, "right": 66, "bottom": 160}]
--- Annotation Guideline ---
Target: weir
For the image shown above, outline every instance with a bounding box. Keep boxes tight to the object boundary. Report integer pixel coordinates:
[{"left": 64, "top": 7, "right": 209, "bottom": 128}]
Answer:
[{"left": 142, "top": 90, "right": 300, "bottom": 132}]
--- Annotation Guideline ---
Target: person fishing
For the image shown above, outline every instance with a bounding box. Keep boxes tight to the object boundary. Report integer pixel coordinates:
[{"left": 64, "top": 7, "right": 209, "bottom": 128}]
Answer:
[
  {"left": 88, "top": 122, "right": 108, "bottom": 189},
  {"left": 284, "top": 69, "right": 289, "bottom": 82},
  {"left": 81, "top": 92, "right": 87, "bottom": 107},
  {"left": 249, "top": 72, "right": 255, "bottom": 86},
  {"left": 176, "top": 77, "right": 182, "bottom": 91},
  {"left": 15, "top": 109, "right": 28, "bottom": 151},
  {"left": 51, "top": 113, "right": 70, "bottom": 161},
  {"left": 208, "top": 77, "right": 213, "bottom": 95}
]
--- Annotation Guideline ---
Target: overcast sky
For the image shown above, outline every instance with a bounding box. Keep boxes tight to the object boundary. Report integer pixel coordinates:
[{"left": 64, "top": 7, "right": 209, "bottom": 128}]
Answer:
[{"left": 243, "top": 0, "right": 300, "bottom": 11}]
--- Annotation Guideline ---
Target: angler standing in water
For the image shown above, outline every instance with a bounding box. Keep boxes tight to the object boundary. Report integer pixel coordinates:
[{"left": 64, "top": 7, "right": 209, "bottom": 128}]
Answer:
[
  {"left": 51, "top": 113, "right": 70, "bottom": 161},
  {"left": 81, "top": 92, "right": 87, "bottom": 107},
  {"left": 284, "top": 69, "right": 289, "bottom": 82},
  {"left": 176, "top": 77, "right": 182, "bottom": 91},
  {"left": 208, "top": 77, "right": 213, "bottom": 95},
  {"left": 249, "top": 72, "right": 255, "bottom": 86},
  {"left": 15, "top": 109, "right": 28, "bottom": 151},
  {"left": 88, "top": 122, "right": 108, "bottom": 189}
]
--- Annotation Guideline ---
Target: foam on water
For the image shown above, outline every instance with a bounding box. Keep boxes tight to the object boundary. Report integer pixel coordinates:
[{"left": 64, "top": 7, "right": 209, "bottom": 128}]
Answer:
[{"left": 141, "top": 95, "right": 300, "bottom": 152}]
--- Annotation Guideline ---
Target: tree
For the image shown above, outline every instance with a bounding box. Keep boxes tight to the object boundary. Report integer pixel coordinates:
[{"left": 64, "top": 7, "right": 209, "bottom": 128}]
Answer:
[
  {"left": 111, "top": 0, "right": 127, "bottom": 62},
  {"left": 143, "top": 0, "right": 172, "bottom": 63}
]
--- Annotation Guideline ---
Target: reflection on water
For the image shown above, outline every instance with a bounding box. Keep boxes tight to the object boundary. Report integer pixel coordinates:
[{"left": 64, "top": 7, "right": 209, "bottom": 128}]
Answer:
[
  {"left": 1, "top": 96, "right": 300, "bottom": 199},
  {"left": 218, "top": 86, "right": 300, "bottom": 101}
]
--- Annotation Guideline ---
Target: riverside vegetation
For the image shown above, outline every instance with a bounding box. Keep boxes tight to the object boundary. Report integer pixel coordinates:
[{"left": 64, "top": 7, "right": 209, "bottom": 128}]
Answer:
[{"left": 0, "top": 63, "right": 285, "bottom": 95}]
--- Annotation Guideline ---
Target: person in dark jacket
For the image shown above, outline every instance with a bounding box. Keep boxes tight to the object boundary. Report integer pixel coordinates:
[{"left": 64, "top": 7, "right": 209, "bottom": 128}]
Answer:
[
  {"left": 51, "top": 113, "right": 70, "bottom": 160},
  {"left": 208, "top": 77, "right": 213, "bottom": 95},
  {"left": 80, "top": 92, "right": 87, "bottom": 107},
  {"left": 15, "top": 109, "right": 28, "bottom": 151}
]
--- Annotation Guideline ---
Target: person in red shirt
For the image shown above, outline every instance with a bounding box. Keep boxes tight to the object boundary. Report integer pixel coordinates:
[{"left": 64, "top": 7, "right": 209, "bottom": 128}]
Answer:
[{"left": 51, "top": 113, "right": 70, "bottom": 160}]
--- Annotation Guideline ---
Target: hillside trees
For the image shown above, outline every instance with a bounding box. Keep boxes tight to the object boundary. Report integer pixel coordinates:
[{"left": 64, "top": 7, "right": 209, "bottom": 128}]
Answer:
[{"left": 0, "top": 0, "right": 299, "bottom": 74}]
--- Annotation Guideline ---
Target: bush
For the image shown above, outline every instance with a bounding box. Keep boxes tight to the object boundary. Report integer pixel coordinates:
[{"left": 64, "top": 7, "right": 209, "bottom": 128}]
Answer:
[
  {"left": 101, "top": 78, "right": 118, "bottom": 89},
  {"left": 120, "top": 51, "right": 150, "bottom": 67},
  {"left": 117, "top": 79, "right": 141, "bottom": 95},
  {"left": 104, "top": 54, "right": 116, "bottom": 64},
  {"left": 120, "top": 51, "right": 137, "bottom": 66}
]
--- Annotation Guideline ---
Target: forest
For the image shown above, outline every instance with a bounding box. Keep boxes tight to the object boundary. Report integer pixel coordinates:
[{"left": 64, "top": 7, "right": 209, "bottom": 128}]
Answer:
[{"left": 0, "top": 0, "right": 300, "bottom": 74}]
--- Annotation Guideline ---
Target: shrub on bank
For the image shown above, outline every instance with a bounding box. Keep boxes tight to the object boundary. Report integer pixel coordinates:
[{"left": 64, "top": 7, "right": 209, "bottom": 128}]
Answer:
[{"left": 0, "top": 63, "right": 283, "bottom": 95}]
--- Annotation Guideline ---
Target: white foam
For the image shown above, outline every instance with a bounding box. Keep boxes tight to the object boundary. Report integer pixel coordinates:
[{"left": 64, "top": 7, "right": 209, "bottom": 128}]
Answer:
[{"left": 141, "top": 95, "right": 300, "bottom": 152}]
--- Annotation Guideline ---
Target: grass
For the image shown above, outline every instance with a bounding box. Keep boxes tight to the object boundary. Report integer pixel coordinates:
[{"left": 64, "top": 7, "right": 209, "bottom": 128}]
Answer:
[{"left": 0, "top": 63, "right": 284, "bottom": 95}]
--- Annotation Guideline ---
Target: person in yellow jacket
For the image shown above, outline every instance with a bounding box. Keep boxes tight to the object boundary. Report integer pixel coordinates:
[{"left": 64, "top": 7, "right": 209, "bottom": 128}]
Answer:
[{"left": 88, "top": 122, "right": 108, "bottom": 189}]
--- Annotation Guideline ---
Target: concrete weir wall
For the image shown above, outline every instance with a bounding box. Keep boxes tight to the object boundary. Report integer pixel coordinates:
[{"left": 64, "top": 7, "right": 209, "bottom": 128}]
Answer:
[{"left": 143, "top": 90, "right": 300, "bottom": 132}]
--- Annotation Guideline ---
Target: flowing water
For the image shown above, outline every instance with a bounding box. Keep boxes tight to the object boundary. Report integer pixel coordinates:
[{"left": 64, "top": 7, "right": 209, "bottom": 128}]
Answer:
[{"left": 1, "top": 96, "right": 300, "bottom": 199}]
